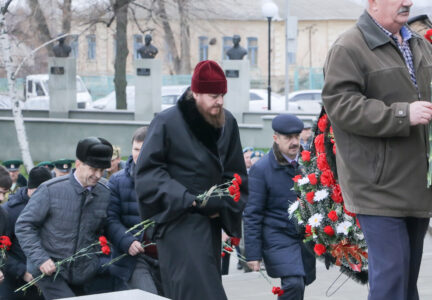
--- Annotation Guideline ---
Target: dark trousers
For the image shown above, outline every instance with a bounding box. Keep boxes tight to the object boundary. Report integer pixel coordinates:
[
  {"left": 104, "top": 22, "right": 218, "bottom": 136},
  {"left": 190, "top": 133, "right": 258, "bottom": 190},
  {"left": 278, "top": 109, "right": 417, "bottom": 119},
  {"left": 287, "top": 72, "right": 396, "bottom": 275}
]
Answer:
[
  {"left": 0, "top": 276, "right": 44, "bottom": 300},
  {"left": 357, "top": 215, "right": 429, "bottom": 300},
  {"left": 35, "top": 273, "right": 114, "bottom": 300},
  {"left": 279, "top": 276, "right": 304, "bottom": 300}
]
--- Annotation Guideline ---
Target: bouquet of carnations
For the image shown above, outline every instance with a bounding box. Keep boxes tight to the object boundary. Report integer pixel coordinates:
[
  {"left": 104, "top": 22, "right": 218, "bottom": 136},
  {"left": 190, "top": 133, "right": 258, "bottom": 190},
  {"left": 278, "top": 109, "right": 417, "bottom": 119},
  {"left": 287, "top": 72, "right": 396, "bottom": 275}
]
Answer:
[
  {"left": 0, "top": 235, "right": 12, "bottom": 268},
  {"left": 288, "top": 112, "right": 368, "bottom": 284}
]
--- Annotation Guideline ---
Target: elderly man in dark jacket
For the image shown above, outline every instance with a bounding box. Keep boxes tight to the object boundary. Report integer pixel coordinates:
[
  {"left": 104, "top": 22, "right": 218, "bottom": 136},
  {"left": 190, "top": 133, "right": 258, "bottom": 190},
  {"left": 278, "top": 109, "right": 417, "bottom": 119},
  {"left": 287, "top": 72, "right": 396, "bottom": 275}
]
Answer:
[
  {"left": 135, "top": 60, "right": 247, "bottom": 300},
  {"left": 106, "top": 127, "right": 161, "bottom": 294},
  {"left": 0, "top": 166, "right": 51, "bottom": 300},
  {"left": 322, "top": 1, "right": 432, "bottom": 299},
  {"left": 244, "top": 114, "right": 316, "bottom": 300},
  {"left": 15, "top": 137, "right": 113, "bottom": 300}
]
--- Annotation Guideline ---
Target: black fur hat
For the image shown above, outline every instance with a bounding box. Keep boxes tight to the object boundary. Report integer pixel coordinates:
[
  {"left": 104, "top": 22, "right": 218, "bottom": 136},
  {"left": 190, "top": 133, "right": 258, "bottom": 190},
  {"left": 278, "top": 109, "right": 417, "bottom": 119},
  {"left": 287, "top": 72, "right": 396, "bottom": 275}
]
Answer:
[{"left": 76, "top": 137, "right": 113, "bottom": 169}]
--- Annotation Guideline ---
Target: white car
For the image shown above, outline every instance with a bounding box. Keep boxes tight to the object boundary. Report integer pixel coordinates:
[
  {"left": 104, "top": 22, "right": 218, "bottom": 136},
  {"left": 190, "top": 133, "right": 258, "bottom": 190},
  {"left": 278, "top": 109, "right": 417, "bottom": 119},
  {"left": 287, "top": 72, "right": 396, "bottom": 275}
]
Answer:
[
  {"left": 286, "top": 89, "right": 322, "bottom": 115},
  {"left": 24, "top": 74, "right": 92, "bottom": 109},
  {"left": 249, "top": 89, "right": 297, "bottom": 111},
  {"left": 90, "top": 85, "right": 189, "bottom": 111}
]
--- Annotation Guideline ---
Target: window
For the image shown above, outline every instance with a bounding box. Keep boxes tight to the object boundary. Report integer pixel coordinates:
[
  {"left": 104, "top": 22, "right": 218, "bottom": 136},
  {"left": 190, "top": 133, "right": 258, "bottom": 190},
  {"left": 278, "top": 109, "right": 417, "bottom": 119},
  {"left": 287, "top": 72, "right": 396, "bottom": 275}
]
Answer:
[
  {"left": 247, "top": 37, "right": 258, "bottom": 67},
  {"left": 133, "top": 34, "right": 143, "bottom": 59},
  {"left": 87, "top": 34, "right": 96, "bottom": 60},
  {"left": 199, "top": 36, "right": 208, "bottom": 61},
  {"left": 27, "top": 80, "right": 33, "bottom": 94},
  {"left": 70, "top": 35, "right": 79, "bottom": 58},
  {"left": 222, "top": 36, "right": 233, "bottom": 60},
  {"left": 35, "top": 82, "right": 45, "bottom": 96}
]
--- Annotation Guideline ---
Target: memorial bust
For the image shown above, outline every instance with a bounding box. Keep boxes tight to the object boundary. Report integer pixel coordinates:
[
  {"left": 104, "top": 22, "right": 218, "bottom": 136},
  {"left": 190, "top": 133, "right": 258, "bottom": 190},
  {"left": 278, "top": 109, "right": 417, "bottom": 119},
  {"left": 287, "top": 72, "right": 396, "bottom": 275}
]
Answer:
[
  {"left": 226, "top": 35, "right": 248, "bottom": 60},
  {"left": 138, "top": 34, "right": 159, "bottom": 59},
  {"left": 52, "top": 36, "right": 71, "bottom": 58}
]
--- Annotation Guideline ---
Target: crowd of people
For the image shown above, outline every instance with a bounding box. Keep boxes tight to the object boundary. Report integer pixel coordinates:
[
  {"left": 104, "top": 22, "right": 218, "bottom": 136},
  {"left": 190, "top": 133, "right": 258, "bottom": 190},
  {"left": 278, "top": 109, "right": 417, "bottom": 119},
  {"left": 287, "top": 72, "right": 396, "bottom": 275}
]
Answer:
[{"left": 1, "top": 1, "right": 432, "bottom": 299}]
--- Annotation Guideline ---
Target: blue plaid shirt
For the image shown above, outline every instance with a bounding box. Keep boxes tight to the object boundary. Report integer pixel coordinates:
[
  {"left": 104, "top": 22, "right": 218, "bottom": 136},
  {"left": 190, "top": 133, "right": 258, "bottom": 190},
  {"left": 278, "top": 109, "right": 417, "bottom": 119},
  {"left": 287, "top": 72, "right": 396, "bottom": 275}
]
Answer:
[{"left": 373, "top": 19, "right": 418, "bottom": 89}]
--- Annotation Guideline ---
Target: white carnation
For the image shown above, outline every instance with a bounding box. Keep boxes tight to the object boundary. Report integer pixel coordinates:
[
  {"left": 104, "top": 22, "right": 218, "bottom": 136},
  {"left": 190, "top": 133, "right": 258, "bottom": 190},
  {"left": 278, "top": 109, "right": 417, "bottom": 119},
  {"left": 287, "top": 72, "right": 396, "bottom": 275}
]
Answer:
[
  {"left": 336, "top": 221, "right": 352, "bottom": 235},
  {"left": 314, "top": 189, "right": 329, "bottom": 202},
  {"left": 298, "top": 177, "right": 310, "bottom": 186},
  {"left": 308, "top": 213, "right": 323, "bottom": 227},
  {"left": 288, "top": 201, "right": 299, "bottom": 216}
]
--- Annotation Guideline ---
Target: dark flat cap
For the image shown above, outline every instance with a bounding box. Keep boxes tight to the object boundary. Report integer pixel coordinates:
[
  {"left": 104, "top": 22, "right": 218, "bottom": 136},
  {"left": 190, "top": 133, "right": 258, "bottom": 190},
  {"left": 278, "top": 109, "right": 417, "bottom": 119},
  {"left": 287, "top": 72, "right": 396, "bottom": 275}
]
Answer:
[
  {"left": 272, "top": 114, "right": 304, "bottom": 135},
  {"left": 76, "top": 137, "right": 113, "bottom": 169}
]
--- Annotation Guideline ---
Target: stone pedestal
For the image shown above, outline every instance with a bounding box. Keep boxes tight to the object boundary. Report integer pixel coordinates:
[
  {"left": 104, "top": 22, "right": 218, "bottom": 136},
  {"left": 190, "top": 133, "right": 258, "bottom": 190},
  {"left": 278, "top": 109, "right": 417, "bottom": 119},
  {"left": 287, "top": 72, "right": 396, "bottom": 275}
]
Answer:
[
  {"left": 48, "top": 57, "right": 76, "bottom": 118},
  {"left": 134, "top": 59, "right": 162, "bottom": 121},
  {"left": 56, "top": 289, "right": 169, "bottom": 299},
  {"left": 221, "top": 60, "right": 250, "bottom": 123}
]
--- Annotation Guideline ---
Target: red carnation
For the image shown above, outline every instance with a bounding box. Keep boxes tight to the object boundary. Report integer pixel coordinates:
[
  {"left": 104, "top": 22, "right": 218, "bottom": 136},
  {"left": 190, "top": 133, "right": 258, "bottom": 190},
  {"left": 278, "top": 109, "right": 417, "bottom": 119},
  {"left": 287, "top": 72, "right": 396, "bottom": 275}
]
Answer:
[
  {"left": 307, "top": 173, "right": 318, "bottom": 185},
  {"left": 314, "top": 243, "right": 326, "bottom": 256},
  {"left": 293, "top": 175, "right": 302, "bottom": 183},
  {"left": 99, "top": 236, "right": 108, "bottom": 247},
  {"left": 305, "top": 225, "right": 312, "bottom": 237},
  {"left": 233, "top": 173, "right": 242, "bottom": 185},
  {"left": 314, "top": 134, "right": 325, "bottom": 153},
  {"left": 272, "top": 286, "right": 284, "bottom": 296},
  {"left": 318, "top": 114, "right": 328, "bottom": 133},
  {"left": 0, "top": 236, "right": 12, "bottom": 250},
  {"left": 356, "top": 218, "right": 361, "bottom": 229},
  {"left": 320, "top": 169, "right": 335, "bottom": 187},
  {"left": 101, "top": 245, "right": 111, "bottom": 255},
  {"left": 234, "top": 193, "right": 241, "bottom": 202},
  {"left": 317, "top": 153, "right": 330, "bottom": 171},
  {"left": 231, "top": 237, "right": 240, "bottom": 247},
  {"left": 306, "top": 191, "right": 315, "bottom": 204},
  {"left": 232, "top": 180, "right": 239, "bottom": 189},
  {"left": 301, "top": 150, "right": 311, "bottom": 162},
  {"left": 221, "top": 252, "right": 226, "bottom": 257},
  {"left": 331, "top": 184, "right": 343, "bottom": 203},
  {"left": 344, "top": 205, "right": 356, "bottom": 217},
  {"left": 323, "top": 225, "right": 335, "bottom": 236},
  {"left": 425, "top": 29, "right": 432, "bottom": 43},
  {"left": 330, "top": 126, "right": 334, "bottom": 135},
  {"left": 228, "top": 185, "right": 236, "bottom": 196},
  {"left": 327, "top": 210, "right": 338, "bottom": 222},
  {"left": 224, "top": 246, "right": 233, "bottom": 252}
]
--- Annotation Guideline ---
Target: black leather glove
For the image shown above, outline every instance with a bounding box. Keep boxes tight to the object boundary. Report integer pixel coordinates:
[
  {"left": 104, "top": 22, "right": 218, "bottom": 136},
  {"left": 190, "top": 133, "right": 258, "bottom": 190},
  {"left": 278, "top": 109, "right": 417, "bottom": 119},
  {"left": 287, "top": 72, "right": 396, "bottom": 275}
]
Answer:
[{"left": 195, "top": 195, "right": 226, "bottom": 216}]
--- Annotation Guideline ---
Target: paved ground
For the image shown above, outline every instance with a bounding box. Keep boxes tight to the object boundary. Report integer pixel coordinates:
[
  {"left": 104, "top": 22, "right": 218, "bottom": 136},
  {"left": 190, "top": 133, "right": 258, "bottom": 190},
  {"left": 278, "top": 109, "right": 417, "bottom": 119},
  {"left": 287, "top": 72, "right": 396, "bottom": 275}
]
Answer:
[{"left": 223, "top": 234, "right": 432, "bottom": 299}]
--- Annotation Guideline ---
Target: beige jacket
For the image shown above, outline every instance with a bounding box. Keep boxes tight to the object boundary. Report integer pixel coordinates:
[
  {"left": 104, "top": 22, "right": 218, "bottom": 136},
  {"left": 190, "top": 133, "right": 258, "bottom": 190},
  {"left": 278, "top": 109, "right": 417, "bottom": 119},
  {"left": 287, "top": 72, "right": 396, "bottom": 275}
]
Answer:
[{"left": 322, "top": 11, "right": 432, "bottom": 217}]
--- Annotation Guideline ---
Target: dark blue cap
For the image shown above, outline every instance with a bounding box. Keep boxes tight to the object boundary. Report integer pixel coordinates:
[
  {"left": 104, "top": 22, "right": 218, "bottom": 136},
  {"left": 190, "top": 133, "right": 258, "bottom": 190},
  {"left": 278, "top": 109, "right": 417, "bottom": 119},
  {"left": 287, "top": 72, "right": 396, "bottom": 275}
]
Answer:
[{"left": 272, "top": 114, "right": 304, "bottom": 135}]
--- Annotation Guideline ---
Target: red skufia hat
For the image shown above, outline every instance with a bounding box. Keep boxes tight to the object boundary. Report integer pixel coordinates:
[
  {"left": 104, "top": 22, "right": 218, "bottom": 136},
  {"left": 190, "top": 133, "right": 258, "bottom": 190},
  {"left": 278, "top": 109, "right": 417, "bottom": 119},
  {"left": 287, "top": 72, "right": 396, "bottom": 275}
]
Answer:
[{"left": 191, "top": 60, "right": 227, "bottom": 94}]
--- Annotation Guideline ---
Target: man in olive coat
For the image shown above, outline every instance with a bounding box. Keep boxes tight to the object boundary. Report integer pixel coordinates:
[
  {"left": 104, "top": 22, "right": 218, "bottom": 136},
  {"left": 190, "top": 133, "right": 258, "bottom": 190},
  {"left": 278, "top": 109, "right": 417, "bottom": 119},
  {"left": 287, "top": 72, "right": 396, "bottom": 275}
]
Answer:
[
  {"left": 322, "top": 1, "right": 432, "bottom": 299},
  {"left": 135, "top": 60, "right": 247, "bottom": 300}
]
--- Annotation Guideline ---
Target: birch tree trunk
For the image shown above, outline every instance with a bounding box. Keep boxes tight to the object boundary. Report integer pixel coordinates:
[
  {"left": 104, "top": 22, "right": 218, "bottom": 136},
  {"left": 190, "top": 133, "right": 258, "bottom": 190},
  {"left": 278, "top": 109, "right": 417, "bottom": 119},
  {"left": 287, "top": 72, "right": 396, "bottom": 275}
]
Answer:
[{"left": 0, "top": 1, "right": 34, "bottom": 172}]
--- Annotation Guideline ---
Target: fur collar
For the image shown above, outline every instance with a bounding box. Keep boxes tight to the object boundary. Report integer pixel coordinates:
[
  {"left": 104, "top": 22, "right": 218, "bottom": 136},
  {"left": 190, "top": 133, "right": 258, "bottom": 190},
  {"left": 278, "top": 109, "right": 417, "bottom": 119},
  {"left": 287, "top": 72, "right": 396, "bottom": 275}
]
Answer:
[{"left": 177, "top": 90, "right": 221, "bottom": 157}]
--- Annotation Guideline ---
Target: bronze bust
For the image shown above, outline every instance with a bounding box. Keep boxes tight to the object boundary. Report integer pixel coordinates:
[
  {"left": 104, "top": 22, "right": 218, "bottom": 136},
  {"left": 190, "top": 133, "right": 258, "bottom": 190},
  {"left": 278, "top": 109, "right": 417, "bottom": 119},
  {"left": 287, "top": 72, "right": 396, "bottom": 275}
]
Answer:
[
  {"left": 226, "top": 35, "right": 247, "bottom": 60},
  {"left": 138, "top": 34, "right": 158, "bottom": 59}
]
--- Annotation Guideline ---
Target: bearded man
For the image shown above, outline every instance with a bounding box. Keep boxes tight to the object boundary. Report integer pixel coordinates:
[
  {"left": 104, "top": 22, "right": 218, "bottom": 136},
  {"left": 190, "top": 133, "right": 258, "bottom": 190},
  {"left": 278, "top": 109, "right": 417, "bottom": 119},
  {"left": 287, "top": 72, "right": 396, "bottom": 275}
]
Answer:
[{"left": 135, "top": 60, "right": 247, "bottom": 300}]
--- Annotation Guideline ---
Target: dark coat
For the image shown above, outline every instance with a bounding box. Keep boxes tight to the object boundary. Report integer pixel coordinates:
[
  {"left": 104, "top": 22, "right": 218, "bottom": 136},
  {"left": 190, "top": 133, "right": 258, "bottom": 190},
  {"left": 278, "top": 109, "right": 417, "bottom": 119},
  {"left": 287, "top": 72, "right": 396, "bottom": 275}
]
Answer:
[
  {"left": 0, "top": 206, "right": 7, "bottom": 235},
  {"left": 135, "top": 91, "right": 247, "bottom": 300},
  {"left": 244, "top": 144, "right": 316, "bottom": 284},
  {"left": 15, "top": 172, "right": 111, "bottom": 285},
  {"left": 1, "top": 187, "right": 29, "bottom": 279},
  {"left": 106, "top": 156, "right": 157, "bottom": 282}
]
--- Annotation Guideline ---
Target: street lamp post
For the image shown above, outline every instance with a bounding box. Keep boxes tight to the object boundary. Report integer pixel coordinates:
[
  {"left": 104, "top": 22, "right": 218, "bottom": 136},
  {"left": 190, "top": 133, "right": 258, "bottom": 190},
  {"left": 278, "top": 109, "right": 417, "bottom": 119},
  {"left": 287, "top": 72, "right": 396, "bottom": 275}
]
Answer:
[{"left": 262, "top": 1, "right": 278, "bottom": 111}]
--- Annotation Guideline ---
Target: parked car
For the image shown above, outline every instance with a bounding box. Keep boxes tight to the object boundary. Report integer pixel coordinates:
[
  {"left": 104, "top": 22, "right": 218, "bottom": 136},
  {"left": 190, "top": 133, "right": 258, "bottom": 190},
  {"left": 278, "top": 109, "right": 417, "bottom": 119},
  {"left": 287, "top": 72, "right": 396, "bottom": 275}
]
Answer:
[
  {"left": 24, "top": 74, "right": 92, "bottom": 109},
  {"left": 286, "top": 89, "right": 322, "bottom": 115},
  {"left": 249, "top": 89, "right": 298, "bottom": 111},
  {"left": 90, "top": 85, "right": 189, "bottom": 111}
]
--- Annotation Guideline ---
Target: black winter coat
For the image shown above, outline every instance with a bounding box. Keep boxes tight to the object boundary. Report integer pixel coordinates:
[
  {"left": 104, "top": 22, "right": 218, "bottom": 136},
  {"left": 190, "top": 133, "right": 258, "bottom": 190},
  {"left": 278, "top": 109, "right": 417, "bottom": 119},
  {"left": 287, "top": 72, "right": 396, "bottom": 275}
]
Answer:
[
  {"left": 244, "top": 145, "right": 316, "bottom": 284},
  {"left": 135, "top": 91, "right": 247, "bottom": 300}
]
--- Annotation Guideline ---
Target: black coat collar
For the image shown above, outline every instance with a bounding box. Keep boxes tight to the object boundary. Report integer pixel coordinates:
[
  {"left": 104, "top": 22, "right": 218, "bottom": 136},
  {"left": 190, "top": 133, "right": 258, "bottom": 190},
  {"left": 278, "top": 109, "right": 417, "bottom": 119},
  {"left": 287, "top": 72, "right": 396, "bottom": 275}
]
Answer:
[{"left": 177, "top": 89, "right": 221, "bottom": 157}]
